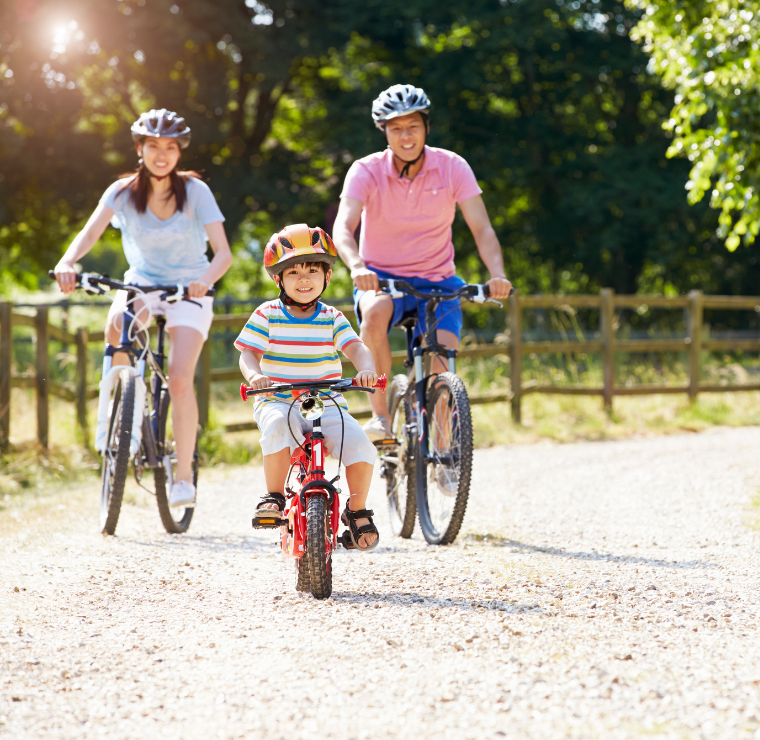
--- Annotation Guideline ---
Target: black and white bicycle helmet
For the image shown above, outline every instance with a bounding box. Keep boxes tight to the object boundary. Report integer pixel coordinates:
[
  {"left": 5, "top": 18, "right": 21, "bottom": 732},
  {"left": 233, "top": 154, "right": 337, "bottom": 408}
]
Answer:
[
  {"left": 371, "top": 84, "right": 431, "bottom": 130},
  {"left": 131, "top": 108, "right": 191, "bottom": 149}
]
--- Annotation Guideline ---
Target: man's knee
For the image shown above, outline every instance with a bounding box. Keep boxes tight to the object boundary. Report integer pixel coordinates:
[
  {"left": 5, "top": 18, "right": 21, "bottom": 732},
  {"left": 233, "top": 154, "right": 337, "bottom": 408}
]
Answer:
[
  {"left": 437, "top": 329, "right": 460, "bottom": 350},
  {"left": 359, "top": 296, "right": 393, "bottom": 335}
]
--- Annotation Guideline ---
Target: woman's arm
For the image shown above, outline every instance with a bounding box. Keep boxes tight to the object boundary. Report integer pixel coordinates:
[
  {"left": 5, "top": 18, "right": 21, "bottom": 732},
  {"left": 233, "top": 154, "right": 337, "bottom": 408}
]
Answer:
[
  {"left": 459, "top": 195, "right": 512, "bottom": 299},
  {"left": 343, "top": 340, "right": 378, "bottom": 388},
  {"left": 190, "top": 221, "right": 233, "bottom": 298},
  {"left": 54, "top": 203, "right": 115, "bottom": 294}
]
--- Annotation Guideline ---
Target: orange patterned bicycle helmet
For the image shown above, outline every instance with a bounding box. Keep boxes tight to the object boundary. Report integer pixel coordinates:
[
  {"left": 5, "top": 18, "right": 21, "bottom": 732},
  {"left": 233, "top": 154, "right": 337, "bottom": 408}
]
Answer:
[{"left": 263, "top": 224, "right": 338, "bottom": 277}]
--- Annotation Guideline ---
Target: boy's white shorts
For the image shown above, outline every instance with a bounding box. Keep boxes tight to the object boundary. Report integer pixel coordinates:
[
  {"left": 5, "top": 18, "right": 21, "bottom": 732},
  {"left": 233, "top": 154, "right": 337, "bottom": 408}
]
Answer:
[{"left": 254, "top": 402, "right": 377, "bottom": 466}]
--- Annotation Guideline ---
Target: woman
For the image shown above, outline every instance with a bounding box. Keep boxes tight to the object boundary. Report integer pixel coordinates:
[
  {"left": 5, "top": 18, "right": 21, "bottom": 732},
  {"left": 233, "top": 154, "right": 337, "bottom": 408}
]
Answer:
[{"left": 55, "top": 108, "right": 232, "bottom": 508}]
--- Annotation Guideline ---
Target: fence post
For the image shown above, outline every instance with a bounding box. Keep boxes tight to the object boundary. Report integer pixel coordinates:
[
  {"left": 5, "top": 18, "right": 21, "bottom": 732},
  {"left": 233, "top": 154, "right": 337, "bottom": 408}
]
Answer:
[
  {"left": 76, "top": 327, "right": 89, "bottom": 446},
  {"left": 688, "top": 289, "right": 703, "bottom": 401},
  {"left": 196, "top": 337, "right": 211, "bottom": 430},
  {"left": 509, "top": 290, "right": 522, "bottom": 423},
  {"left": 600, "top": 288, "right": 615, "bottom": 412},
  {"left": 35, "top": 306, "right": 49, "bottom": 450},
  {"left": 0, "top": 302, "right": 11, "bottom": 451}
]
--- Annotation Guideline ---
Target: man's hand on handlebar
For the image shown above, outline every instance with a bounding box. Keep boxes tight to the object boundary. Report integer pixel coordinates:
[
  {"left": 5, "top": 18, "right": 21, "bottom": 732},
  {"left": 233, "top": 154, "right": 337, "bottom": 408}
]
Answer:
[
  {"left": 350, "top": 267, "right": 380, "bottom": 292},
  {"left": 486, "top": 276, "right": 512, "bottom": 300},
  {"left": 54, "top": 263, "right": 79, "bottom": 295}
]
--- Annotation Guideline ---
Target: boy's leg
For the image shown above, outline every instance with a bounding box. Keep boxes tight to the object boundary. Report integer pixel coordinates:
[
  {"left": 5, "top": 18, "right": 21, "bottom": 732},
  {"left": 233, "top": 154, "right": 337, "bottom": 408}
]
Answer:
[
  {"left": 255, "top": 403, "right": 303, "bottom": 513},
  {"left": 345, "top": 461, "right": 377, "bottom": 549},
  {"left": 260, "top": 448, "right": 292, "bottom": 509}
]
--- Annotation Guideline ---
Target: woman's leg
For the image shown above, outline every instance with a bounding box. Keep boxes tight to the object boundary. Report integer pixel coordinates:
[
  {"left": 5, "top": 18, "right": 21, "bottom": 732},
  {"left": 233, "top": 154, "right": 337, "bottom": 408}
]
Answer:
[
  {"left": 166, "top": 325, "right": 205, "bottom": 484},
  {"left": 105, "top": 292, "right": 149, "bottom": 366}
]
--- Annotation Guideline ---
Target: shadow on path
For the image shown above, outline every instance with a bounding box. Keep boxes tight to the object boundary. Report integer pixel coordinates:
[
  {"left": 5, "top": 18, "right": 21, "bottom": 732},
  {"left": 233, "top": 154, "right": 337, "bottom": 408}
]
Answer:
[{"left": 464, "top": 535, "right": 719, "bottom": 570}]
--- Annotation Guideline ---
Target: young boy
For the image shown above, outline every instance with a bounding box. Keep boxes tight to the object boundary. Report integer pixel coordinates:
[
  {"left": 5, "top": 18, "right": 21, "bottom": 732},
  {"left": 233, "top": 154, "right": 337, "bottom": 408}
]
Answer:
[{"left": 235, "top": 223, "right": 379, "bottom": 550}]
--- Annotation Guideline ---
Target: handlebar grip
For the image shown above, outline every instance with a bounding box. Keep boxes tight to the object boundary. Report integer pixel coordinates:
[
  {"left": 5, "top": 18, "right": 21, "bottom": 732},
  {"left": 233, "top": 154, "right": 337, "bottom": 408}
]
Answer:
[
  {"left": 351, "top": 374, "right": 387, "bottom": 391},
  {"left": 378, "top": 279, "right": 389, "bottom": 289},
  {"left": 49, "top": 269, "right": 81, "bottom": 284},
  {"left": 483, "top": 284, "right": 490, "bottom": 298}
]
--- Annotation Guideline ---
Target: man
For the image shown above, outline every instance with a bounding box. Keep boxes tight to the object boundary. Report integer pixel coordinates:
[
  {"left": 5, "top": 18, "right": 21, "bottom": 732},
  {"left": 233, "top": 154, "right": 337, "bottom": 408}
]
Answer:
[{"left": 332, "top": 84, "right": 512, "bottom": 441}]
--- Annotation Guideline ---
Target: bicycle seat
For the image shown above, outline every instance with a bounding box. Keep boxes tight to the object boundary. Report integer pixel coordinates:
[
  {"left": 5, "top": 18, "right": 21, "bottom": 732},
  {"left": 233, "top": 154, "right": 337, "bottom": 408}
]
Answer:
[{"left": 394, "top": 310, "right": 418, "bottom": 330}]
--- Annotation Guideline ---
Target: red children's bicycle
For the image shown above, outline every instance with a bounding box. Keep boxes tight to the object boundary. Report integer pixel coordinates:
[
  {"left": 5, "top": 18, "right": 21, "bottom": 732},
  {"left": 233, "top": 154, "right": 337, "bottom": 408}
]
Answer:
[{"left": 240, "top": 375, "right": 387, "bottom": 600}]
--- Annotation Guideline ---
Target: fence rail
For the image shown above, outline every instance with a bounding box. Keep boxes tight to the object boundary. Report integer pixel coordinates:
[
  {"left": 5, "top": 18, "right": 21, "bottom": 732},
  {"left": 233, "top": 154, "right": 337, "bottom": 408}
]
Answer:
[{"left": 2, "top": 288, "right": 760, "bottom": 449}]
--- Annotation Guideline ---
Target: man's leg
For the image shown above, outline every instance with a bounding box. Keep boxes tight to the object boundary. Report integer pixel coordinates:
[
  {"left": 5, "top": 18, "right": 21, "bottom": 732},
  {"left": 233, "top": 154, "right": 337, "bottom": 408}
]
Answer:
[
  {"left": 357, "top": 291, "right": 394, "bottom": 419},
  {"left": 431, "top": 329, "right": 460, "bottom": 373}
]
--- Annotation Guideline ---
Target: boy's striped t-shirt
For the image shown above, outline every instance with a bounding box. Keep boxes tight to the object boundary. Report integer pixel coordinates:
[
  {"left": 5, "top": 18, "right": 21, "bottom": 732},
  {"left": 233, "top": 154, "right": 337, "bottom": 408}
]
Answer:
[{"left": 234, "top": 300, "right": 361, "bottom": 409}]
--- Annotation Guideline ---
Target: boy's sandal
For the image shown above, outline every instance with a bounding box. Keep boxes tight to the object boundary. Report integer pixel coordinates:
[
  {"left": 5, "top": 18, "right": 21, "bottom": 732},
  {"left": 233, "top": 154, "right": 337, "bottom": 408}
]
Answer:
[
  {"left": 252, "top": 492, "right": 287, "bottom": 529},
  {"left": 339, "top": 501, "right": 380, "bottom": 552}
]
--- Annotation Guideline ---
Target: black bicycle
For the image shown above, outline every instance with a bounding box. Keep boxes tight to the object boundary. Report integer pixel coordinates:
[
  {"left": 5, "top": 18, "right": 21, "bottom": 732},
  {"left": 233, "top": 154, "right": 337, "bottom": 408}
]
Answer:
[
  {"left": 49, "top": 270, "right": 214, "bottom": 535},
  {"left": 376, "top": 279, "right": 502, "bottom": 545}
]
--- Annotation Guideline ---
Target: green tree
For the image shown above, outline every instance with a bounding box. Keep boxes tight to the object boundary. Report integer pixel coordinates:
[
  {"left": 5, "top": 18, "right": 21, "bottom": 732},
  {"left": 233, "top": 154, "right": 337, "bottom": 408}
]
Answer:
[{"left": 627, "top": 0, "right": 760, "bottom": 251}]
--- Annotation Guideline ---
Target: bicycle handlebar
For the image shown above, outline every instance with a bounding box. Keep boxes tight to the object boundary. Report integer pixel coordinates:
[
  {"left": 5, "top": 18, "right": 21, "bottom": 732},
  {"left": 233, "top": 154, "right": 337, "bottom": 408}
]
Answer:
[
  {"left": 240, "top": 374, "right": 388, "bottom": 402},
  {"left": 377, "top": 278, "right": 510, "bottom": 303},
  {"left": 48, "top": 270, "right": 216, "bottom": 298}
]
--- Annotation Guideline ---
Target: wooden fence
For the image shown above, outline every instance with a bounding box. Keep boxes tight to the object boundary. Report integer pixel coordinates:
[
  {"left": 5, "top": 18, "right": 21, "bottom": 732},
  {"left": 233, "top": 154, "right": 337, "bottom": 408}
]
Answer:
[{"left": 2, "top": 288, "right": 760, "bottom": 450}]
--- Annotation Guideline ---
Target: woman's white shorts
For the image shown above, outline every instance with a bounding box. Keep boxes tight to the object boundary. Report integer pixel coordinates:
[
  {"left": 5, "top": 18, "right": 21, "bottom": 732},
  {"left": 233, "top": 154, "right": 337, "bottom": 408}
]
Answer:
[
  {"left": 254, "top": 402, "right": 377, "bottom": 467},
  {"left": 108, "top": 281, "right": 214, "bottom": 340}
]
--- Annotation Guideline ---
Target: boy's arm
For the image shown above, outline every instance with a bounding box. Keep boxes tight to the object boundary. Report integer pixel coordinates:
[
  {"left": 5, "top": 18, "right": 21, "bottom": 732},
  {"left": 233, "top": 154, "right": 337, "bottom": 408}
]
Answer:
[
  {"left": 343, "top": 340, "right": 378, "bottom": 388},
  {"left": 239, "top": 349, "right": 273, "bottom": 393}
]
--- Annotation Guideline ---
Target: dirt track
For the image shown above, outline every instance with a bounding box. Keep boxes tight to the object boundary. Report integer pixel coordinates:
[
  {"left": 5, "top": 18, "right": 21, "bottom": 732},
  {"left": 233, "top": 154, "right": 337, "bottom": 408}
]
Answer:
[{"left": 2, "top": 427, "right": 760, "bottom": 739}]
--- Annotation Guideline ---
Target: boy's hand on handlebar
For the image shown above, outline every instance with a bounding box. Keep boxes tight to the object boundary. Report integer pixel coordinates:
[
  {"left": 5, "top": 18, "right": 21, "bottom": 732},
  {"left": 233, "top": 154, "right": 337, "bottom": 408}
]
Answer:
[
  {"left": 351, "top": 267, "right": 380, "bottom": 292},
  {"left": 54, "top": 263, "right": 79, "bottom": 295},
  {"left": 486, "top": 276, "right": 512, "bottom": 299},
  {"left": 247, "top": 373, "right": 275, "bottom": 397},
  {"left": 188, "top": 280, "right": 209, "bottom": 298},
  {"left": 354, "top": 370, "right": 378, "bottom": 389}
]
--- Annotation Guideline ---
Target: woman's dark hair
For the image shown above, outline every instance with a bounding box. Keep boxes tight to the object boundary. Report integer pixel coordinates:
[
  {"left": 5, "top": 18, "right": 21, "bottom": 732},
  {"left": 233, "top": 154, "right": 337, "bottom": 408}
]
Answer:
[{"left": 117, "top": 139, "right": 201, "bottom": 213}]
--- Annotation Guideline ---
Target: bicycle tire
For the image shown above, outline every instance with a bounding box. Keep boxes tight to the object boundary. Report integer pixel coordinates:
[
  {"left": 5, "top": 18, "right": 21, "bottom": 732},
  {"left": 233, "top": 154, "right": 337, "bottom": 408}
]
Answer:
[
  {"left": 385, "top": 375, "right": 416, "bottom": 538},
  {"left": 416, "top": 372, "right": 473, "bottom": 545},
  {"left": 154, "top": 390, "right": 196, "bottom": 534},
  {"left": 306, "top": 495, "right": 332, "bottom": 600},
  {"left": 100, "top": 369, "right": 135, "bottom": 536},
  {"left": 295, "top": 555, "right": 310, "bottom": 592}
]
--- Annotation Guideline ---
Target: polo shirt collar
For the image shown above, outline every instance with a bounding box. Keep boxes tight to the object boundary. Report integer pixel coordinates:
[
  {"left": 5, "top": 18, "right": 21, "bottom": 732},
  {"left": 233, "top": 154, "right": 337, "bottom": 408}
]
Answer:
[{"left": 383, "top": 145, "right": 438, "bottom": 180}]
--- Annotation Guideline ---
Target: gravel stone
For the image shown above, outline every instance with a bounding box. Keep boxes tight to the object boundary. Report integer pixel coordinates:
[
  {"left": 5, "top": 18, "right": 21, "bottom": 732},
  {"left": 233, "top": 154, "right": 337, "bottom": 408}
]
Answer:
[{"left": 1, "top": 427, "right": 760, "bottom": 738}]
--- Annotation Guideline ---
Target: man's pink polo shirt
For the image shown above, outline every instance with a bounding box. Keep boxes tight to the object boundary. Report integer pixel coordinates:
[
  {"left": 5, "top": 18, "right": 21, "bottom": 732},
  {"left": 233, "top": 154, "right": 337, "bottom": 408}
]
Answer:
[{"left": 339, "top": 146, "right": 482, "bottom": 281}]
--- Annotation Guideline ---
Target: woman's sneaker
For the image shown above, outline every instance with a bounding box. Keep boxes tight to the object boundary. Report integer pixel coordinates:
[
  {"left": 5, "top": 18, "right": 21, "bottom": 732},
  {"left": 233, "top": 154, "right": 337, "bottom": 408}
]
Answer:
[
  {"left": 362, "top": 415, "right": 392, "bottom": 442},
  {"left": 169, "top": 480, "right": 196, "bottom": 508}
]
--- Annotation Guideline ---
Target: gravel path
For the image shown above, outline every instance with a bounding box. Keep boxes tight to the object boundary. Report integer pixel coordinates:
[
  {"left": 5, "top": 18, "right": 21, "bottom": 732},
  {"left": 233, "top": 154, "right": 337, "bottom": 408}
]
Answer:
[{"left": 2, "top": 427, "right": 760, "bottom": 739}]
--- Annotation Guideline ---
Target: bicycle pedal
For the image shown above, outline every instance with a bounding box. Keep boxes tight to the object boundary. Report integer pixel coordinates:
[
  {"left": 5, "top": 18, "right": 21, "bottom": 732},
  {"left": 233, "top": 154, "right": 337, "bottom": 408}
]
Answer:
[
  {"left": 251, "top": 515, "right": 284, "bottom": 529},
  {"left": 373, "top": 438, "right": 399, "bottom": 449},
  {"left": 339, "top": 530, "right": 356, "bottom": 550}
]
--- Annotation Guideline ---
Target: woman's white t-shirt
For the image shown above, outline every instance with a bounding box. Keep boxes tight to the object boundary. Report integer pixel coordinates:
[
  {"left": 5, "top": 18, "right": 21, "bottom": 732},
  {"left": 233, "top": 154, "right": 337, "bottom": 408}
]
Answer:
[{"left": 100, "top": 176, "right": 225, "bottom": 285}]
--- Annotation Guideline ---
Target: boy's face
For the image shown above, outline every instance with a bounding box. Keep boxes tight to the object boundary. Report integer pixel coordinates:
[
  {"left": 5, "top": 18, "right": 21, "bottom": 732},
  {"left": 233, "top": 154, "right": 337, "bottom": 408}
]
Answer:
[{"left": 277, "top": 262, "right": 331, "bottom": 303}]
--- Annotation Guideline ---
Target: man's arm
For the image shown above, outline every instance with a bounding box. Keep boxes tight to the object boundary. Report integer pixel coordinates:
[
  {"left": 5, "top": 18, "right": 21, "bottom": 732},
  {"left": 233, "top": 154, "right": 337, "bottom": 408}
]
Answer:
[
  {"left": 333, "top": 197, "right": 379, "bottom": 291},
  {"left": 459, "top": 195, "right": 512, "bottom": 299}
]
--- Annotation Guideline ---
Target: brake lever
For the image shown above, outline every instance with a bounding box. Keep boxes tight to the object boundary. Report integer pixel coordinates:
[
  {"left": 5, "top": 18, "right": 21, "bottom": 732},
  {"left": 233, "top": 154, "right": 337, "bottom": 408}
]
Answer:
[
  {"left": 183, "top": 297, "right": 202, "bottom": 308},
  {"left": 486, "top": 298, "right": 503, "bottom": 308}
]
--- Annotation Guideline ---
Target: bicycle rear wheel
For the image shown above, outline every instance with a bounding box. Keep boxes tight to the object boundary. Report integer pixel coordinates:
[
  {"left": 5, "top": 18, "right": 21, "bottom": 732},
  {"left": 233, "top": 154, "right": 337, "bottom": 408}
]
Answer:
[
  {"left": 306, "top": 495, "right": 332, "bottom": 600},
  {"left": 384, "top": 375, "right": 416, "bottom": 538},
  {"left": 100, "top": 369, "right": 135, "bottom": 536},
  {"left": 416, "top": 372, "right": 473, "bottom": 545},
  {"left": 154, "top": 390, "right": 196, "bottom": 534}
]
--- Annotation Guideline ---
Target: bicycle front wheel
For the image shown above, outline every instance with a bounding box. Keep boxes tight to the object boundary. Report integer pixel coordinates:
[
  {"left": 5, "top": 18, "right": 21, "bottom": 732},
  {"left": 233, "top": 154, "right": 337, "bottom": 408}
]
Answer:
[
  {"left": 385, "top": 375, "right": 416, "bottom": 538},
  {"left": 306, "top": 495, "right": 332, "bottom": 600},
  {"left": 416, "top": 372, "right": 473, "bottom": 545},
  {"left": 154, "top": 390, "right": 196, "bottom": 534},
  {"left": 100, "top": 369, "right": 135, "bottom": 535}
]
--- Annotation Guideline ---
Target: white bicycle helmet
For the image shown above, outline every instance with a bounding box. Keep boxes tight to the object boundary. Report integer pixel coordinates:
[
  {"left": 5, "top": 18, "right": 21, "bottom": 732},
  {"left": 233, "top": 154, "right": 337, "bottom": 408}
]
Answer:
[
  {"left": 371, "top": 84, "right": 431, "bottom": 130},
  {"left": 131, "top": 109, "right": 191, "bottom": 149}
]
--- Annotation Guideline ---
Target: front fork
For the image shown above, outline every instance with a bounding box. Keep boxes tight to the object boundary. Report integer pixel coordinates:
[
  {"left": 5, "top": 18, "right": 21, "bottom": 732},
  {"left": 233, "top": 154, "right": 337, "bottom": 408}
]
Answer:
[{"left": 413, "top": 347, "right": 457, "bottom": 463}]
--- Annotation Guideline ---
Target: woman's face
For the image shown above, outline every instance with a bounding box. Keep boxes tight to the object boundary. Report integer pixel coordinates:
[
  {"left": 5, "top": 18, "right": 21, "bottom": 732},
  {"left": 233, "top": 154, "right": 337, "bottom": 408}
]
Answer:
[
  {"left": 385, "top": 112, "right": 426, "bottom": 163},
  {"left": 137, "top": 137, "right": 181, "bottom": 177}
]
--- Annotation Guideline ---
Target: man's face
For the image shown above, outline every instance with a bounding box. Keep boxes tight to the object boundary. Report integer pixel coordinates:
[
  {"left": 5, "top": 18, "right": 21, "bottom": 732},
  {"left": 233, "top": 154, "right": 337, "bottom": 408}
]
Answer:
[{"left": 384, "top": 112, "right": 426, "bottom": 162}]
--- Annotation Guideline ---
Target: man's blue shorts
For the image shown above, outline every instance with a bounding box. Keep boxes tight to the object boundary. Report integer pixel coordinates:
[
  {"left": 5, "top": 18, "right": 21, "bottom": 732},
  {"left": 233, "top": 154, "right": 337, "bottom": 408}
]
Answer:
[{"left": 352, "top": 268, "right": 466, "bottom": 341}]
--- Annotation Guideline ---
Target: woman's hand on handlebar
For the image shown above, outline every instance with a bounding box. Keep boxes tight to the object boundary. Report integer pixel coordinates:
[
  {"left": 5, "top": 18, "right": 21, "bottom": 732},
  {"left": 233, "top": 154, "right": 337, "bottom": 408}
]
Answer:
[
  {"left": 188, "top": 279, "right": 210, "bottom": 298},
  {"left": 54, "top": 262, "right": 79, "bottom": 295},
  {"left": 354, "top": 370, "right": 378, "bottom": 389},
  {"left": 350, "top": 267, "right": 380, "bottom": 292},
  {"left": 486, "top": 276, "right": 512, "bottom": 300}
]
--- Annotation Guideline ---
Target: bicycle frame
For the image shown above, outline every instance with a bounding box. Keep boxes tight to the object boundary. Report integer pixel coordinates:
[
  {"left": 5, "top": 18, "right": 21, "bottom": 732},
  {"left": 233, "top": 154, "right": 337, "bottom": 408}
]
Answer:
[
  {"left": 280, "top": 418, "right": 341, "bottom": 560},
  {"left": 101, "top": 293, "right": 167, "bottom": 471}
]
